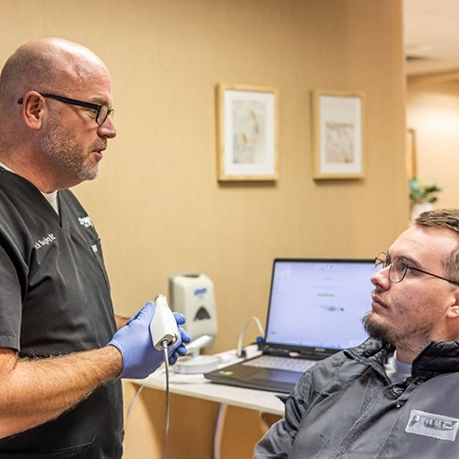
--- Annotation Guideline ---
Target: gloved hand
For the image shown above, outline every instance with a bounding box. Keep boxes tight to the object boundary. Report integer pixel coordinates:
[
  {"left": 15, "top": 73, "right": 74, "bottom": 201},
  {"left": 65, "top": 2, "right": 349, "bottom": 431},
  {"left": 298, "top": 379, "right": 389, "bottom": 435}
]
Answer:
[{"left": 108, "top": 301, "right": 191, "bottom": 379}]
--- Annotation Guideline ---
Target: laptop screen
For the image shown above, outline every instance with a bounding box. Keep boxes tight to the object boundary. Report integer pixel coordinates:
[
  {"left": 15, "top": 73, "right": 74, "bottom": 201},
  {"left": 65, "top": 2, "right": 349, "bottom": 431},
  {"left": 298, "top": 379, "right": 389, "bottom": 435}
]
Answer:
[{"left": 265, "top": 258, "right": 374, "bottom": 351}]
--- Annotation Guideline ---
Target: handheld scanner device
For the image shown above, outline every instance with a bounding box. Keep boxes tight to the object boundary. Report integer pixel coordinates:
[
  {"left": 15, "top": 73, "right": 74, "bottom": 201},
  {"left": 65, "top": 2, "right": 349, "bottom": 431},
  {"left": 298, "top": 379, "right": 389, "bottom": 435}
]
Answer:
[{"left": 150, "top": 294, "right": 179, "bottom": 351}]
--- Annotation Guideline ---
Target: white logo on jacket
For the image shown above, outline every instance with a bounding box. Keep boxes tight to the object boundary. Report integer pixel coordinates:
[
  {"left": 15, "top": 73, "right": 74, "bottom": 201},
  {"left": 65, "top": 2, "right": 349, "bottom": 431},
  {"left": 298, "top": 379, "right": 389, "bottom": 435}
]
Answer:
[
  {"left": 406, "top": 409, "right": 459, "bottom": 441},
  {"left": 78, "top": 216, "right": 93, "bottom": 228}
]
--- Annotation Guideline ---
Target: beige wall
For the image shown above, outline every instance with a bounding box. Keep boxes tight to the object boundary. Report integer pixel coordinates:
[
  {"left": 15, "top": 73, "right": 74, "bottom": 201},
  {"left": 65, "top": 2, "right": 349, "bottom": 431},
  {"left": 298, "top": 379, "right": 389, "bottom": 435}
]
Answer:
[
  {"left": 0, "top": 0, "right": 407, "bottom": 458},
  {"left": 407, "top": 73, "right": 459, "bottom": 209}
]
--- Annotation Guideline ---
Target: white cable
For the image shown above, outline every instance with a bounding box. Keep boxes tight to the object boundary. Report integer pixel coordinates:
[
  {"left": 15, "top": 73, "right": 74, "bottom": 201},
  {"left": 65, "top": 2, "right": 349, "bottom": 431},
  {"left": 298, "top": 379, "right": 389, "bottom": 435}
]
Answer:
[
  {"left": 213, "top": 403, "right": 228, "bottom": 459},
  {"left": 237, "top": 316, "right": 265, "bottom": 358},
  {"left": 126, "top": 383, "right": 145, "bottom": 422}
]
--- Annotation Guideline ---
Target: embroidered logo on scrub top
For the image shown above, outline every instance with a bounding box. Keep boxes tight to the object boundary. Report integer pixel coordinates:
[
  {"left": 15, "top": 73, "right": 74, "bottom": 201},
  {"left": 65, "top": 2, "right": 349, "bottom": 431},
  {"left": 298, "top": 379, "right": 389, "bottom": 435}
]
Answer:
[
  {"left": 34, "top": 233, "right": 57, "bottom": 250},
  {"left": 78, "top": 216, "right": 94, "bottom": 228},
  {"left": 406, "top": 409, "right": 459, "bottom": 442}
]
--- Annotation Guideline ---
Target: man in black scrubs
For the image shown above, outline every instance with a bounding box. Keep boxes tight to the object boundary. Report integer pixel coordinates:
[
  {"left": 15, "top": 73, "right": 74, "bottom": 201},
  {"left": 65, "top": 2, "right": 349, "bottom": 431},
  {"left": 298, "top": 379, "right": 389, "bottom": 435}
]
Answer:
[{"left": 0, "top": 38, "right": 189, "bottom": 458}]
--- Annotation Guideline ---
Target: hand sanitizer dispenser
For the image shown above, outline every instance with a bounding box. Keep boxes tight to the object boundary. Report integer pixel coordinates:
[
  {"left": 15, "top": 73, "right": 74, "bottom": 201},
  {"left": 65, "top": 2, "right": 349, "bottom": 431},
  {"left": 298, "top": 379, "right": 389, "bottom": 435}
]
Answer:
[
  {"left": 169, "top": 273, "right": 218, "bottom": 345},
  {"left": 169, "top": 273, "right": 219, "bottom": 374}
]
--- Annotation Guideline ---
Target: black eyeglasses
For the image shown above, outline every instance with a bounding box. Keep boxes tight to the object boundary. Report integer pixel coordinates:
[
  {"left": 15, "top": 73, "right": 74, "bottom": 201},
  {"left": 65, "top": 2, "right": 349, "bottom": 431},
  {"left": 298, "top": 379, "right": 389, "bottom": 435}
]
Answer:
[
  {"left": 18, "top": 93, "right": 114, "bottom": 126},
  {"left": 374, "top": 252, "right": 459, "bottom": 285}
]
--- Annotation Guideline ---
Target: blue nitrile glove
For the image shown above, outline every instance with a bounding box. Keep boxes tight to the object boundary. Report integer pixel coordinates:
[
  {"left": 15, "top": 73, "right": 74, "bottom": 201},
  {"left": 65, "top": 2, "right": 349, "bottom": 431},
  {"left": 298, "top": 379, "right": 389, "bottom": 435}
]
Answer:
[
  {"left": 169, "top": 312, "right": 191, "bottom": 364},
  {"left": 108, "top": 301, "right": 191, "bottom": 379}
]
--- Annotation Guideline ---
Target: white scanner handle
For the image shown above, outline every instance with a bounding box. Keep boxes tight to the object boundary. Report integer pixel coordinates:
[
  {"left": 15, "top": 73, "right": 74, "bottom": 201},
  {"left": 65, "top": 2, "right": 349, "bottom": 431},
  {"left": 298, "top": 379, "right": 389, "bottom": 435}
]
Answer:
[{"left": 150, "top": 294, "right": 179, "bottom": 351}]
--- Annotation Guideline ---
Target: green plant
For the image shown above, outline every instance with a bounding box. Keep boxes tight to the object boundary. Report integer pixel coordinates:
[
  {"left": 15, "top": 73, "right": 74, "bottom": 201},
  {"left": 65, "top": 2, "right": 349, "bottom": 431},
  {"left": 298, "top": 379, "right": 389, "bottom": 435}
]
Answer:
[{"left": 409, "top": 177, "right": 442, "bottom": 204}]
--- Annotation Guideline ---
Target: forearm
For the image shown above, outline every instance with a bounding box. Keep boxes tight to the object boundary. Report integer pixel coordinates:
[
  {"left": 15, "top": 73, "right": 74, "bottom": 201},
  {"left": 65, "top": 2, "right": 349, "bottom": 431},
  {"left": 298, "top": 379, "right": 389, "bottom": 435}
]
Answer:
[
  {"left": 0, "top": 303, "right": 189, "bottom": 439},
  {"left": 0, "top": 346, "right": 122, "bottom": 439}
]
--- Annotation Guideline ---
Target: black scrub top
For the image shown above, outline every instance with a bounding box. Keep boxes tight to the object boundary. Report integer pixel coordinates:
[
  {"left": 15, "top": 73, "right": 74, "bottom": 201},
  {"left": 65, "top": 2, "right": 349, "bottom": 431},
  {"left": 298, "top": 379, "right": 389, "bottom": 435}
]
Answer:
[{"left": 0, "top": 168, "right": 123, "bottom": 458}]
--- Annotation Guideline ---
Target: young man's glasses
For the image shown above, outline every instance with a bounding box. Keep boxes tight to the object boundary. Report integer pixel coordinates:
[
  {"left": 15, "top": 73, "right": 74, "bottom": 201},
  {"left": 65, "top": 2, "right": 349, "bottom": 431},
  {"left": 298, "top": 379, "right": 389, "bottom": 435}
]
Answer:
[
  {"left": 18, "top": 93, "right": 114, "bottom": 126},
  {"left": 374, "top": 252, "right": 459, "bottom": 285}
]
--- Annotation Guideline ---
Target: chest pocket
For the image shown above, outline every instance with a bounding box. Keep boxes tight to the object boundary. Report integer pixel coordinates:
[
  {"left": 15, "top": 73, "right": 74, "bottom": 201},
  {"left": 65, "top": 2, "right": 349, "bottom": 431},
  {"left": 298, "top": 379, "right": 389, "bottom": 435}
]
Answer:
[{"left": 88, "top": 238, "right": 111, "bottom": 293}]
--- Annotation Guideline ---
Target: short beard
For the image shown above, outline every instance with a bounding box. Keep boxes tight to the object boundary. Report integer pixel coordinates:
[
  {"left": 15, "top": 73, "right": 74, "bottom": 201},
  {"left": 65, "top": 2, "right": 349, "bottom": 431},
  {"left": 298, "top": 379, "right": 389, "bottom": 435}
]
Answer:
[
  {"left": 362, "top": 312, "right": 431, "bottom": 354},
  {"left": 40, "top": 118, "right": 101, "bottom": 182},
  {"left": 363, "top": 312, "right": 397, "bottom": 345}
]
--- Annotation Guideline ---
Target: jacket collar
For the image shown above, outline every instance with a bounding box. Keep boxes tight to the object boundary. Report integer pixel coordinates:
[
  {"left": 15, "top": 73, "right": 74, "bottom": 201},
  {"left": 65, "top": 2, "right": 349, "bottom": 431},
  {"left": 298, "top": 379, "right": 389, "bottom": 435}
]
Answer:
[
  {"left": 347, "top": 338, "right": 459, "bottom": 379},
  {"left": 345, "top": 338, "right": 393, "bottom": 380},
  {"left": 412, "top": 341, "right": 459, "bottom": 377}
]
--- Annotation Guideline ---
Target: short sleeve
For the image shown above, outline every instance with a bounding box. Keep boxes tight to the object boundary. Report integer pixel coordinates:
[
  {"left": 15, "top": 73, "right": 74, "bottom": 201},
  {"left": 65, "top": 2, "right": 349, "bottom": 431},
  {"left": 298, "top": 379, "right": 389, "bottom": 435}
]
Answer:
[{"left": 0, "top": 240, "right": 24, "bottom": 350}]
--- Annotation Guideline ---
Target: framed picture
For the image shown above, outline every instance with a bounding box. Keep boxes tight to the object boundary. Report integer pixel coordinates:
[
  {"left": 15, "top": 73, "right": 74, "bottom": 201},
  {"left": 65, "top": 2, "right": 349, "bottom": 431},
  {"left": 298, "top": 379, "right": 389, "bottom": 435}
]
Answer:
[
  {"left": 217, "top": 84, "right": 278, "bottom": 181},
  {"left": 312, "top": 90, "right": 365, "bottom": 179},
  {"left": 406, "top": 128, "right": 417, "bottom": 179}
]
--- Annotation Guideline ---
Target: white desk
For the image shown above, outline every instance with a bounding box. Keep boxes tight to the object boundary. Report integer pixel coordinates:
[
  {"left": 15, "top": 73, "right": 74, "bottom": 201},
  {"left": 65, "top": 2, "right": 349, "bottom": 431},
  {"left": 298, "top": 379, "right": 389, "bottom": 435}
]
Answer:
[
  {"left": 130, "top": 349, "right": 285, "bottom": 458},
  {"left": 133, "top": 370, "right": 285, "bottom": 416},
  {"left": 132, "top": 346, "right": 285, "bottom": 415}
]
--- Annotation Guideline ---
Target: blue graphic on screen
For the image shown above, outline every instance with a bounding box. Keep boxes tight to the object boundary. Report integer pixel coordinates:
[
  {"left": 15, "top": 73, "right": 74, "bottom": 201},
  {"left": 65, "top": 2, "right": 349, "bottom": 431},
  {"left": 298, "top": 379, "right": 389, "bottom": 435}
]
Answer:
[{"left": 265, "top": 260, "right": 374, "bottom": 350}]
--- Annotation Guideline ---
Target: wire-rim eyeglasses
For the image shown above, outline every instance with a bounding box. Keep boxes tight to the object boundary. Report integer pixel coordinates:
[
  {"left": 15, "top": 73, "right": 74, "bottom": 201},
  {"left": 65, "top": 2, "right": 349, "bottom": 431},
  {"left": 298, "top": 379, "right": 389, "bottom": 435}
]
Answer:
[{"left": 374, "top": 252, "right": 459, "bottom": 285}]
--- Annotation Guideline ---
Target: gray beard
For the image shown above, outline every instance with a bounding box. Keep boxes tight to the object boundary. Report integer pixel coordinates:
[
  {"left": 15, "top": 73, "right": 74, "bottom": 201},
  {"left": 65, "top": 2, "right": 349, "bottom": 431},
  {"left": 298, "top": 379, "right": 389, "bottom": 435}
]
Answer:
[{"left": 40, "top": 119, "right": 101, "bottom": 182}]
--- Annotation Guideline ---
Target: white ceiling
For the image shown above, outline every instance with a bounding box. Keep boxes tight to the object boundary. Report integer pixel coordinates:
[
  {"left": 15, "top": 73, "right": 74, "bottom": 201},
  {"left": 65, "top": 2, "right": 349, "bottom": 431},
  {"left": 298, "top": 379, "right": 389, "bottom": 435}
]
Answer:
[{"left": 404, "top": 0, "right": 459, "bottom": 75}]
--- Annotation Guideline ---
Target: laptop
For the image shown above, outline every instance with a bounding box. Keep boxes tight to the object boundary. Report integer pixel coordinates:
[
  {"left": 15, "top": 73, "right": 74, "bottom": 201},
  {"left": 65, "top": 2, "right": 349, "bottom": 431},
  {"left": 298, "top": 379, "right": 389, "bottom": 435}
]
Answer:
[{"left": 205, "top": 258, "right": 374, "bottom": 393}]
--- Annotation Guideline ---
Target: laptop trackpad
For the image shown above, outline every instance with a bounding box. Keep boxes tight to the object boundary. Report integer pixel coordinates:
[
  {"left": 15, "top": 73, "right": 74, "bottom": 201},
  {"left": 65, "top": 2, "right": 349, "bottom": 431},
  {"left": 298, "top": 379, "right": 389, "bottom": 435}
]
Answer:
[{"left": 248, "top": 368, "right": 302, "bottom": 383}]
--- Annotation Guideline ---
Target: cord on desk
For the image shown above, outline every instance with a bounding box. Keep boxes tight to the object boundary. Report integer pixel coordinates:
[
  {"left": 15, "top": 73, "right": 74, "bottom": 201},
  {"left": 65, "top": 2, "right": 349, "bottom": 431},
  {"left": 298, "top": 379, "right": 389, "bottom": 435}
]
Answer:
[{"left": 237, "top": 316, "right": 265, "bottom": 358}]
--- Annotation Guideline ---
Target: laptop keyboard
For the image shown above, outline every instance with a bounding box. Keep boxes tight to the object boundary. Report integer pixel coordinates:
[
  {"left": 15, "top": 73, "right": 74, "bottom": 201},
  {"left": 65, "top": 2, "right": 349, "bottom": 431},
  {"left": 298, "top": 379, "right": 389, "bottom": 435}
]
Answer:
[{"left": 243, "top": 355, "right": 316, "bottom": 373}]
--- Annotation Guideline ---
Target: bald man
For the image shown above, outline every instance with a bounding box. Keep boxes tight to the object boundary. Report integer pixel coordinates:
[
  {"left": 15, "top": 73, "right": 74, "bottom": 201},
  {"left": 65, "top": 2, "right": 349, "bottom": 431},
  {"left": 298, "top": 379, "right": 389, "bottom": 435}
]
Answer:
[{"left": 0, "top": 38, "right": 189, "bottom": 458}]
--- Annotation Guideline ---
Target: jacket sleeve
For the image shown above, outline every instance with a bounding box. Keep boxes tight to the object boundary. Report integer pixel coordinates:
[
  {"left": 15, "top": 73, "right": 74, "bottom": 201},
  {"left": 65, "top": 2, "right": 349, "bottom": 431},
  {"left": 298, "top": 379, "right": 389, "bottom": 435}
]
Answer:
[
  {"left": 253, "top": 371, "right": 314, "bottom": 459},
  {"left": 252, "top": 348, "right": 363, "bottom": 459}
]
